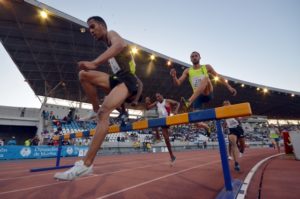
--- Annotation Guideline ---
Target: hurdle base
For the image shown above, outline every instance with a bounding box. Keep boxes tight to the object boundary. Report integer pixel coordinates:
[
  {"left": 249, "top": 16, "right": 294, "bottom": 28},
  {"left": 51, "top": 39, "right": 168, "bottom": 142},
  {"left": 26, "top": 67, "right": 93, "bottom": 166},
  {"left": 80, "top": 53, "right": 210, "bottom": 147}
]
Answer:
[
  {"left": 215, "top": 179, "right": 242, "bottom": 199},
  {"left": 30, "top": 165, "right": 74, "bottom": 172}
]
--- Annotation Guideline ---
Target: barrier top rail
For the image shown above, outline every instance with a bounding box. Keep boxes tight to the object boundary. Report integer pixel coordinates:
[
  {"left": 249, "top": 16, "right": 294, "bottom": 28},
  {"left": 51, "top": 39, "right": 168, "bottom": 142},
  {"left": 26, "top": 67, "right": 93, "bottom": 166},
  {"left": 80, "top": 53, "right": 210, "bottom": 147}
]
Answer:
[{"left": 53, "top": 103, "right": 252, "bottom": 141}]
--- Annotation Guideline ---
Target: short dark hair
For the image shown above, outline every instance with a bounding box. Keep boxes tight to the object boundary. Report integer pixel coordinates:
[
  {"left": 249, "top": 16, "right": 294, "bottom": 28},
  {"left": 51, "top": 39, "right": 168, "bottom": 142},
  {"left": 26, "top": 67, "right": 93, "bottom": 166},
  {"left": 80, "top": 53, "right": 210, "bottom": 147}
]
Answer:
[
  {"left": 191, "top": 51, "right": 200, "bottom": 56},
  {"left": 87, "top": 16, "right": 107, "bottom": 29},
  {"left": 155, "top": 93, "right": 163, "bottom": 97}
]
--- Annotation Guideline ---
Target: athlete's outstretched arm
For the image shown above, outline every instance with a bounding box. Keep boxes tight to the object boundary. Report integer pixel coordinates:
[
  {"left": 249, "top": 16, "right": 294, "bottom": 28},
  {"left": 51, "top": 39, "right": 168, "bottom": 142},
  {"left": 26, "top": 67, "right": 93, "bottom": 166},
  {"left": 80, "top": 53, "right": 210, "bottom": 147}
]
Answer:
[
  {"left": 78, "top": 31, "right": 126, "bottom": 70},
  {"left": 206, "top": 64, "right": 237, "bottom": 96},
  {"left": 147, "top": 101, "right": 157, "bottom": 109},
  {"left": 93, "top": 31, "right": 126, "bottom": 66},
  {"left": 170, "top": 68, "right": 189, "bottom": 86},
  {"left": 167, "top": 99, "right": 180, "bottom": 115}
]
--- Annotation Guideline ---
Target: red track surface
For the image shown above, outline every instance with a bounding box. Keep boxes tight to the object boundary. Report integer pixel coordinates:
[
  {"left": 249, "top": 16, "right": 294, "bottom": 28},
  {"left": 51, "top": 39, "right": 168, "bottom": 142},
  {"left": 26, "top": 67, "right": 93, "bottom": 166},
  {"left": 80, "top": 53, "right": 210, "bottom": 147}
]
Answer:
[
  {"left": 247, "top": 154, "right": 300, "bottom": 199},
  {"left": 0, "top": 148, "right": 291, "bottom": 199}
]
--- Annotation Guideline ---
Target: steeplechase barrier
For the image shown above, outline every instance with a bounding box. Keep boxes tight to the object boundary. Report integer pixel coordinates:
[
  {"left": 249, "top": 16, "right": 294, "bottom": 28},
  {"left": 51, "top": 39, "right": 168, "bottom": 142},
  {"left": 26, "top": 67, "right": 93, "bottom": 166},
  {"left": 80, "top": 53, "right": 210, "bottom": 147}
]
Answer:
[{"left": 31, "top": 102, "right": 252, "bottom": 199}]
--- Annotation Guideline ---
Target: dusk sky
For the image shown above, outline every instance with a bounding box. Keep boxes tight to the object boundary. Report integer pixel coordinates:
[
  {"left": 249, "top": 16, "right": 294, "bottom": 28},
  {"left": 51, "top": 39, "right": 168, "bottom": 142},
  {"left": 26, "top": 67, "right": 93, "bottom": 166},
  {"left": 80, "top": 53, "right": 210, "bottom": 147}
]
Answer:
[{"left": 0, "top": 0, "right": 299, "bottom": 108}]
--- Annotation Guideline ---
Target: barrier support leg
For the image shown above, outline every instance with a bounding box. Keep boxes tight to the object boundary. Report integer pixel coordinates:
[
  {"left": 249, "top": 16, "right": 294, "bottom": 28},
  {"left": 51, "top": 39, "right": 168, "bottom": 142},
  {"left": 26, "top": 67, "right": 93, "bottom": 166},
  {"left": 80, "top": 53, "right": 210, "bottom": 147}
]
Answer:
[
  {"left": 55, "top": 139, "right": 63, "bottom": 167},
  {"left": 30, "top": 139, "right": 73, "bottom": 172},
  {"left": 215, "top": 120, "right": 242, "bottom": 199}
]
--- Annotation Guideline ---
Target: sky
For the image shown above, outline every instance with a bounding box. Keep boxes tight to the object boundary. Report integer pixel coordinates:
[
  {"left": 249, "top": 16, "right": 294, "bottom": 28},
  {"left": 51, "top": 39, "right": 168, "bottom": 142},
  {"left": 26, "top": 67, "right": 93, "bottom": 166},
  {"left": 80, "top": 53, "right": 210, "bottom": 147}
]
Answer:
[{"left": 0, "top": 0, "right": 299, "bottom": 108}]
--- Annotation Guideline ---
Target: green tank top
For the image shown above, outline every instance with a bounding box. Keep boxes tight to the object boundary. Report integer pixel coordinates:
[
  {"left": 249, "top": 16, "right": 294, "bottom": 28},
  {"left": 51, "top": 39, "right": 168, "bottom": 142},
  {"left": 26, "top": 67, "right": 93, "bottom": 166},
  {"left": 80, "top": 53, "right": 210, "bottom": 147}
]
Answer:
[
  {"left": 269, "top": 128, "right": 279, "bottom": 138},
  {"left": 188, "top": 65, "right": 209, "bottom": 91},
  {"left": 108, "top": 46, "right": 136, "bottom": 75}
]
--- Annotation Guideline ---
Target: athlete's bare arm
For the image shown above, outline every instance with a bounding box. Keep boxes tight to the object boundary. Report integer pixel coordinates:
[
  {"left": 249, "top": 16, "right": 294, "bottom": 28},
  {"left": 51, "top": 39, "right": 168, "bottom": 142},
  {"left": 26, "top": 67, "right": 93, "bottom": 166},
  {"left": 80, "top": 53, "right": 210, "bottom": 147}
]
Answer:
[
  {"left": 170, "top": 68, "right": 189, "bottom": 86},
  {"left": 146, "top": 101, "right": 157, "bottom": 110},
  {"left": 166, "top": 99, "right": 180, "bottom": 115},
  {"left": 206, "top": 64, "right": 237, "bottom": 96},
  {"left": 78, "top": 31, "right": 126, "bottom": 70},
  {"left": 131, "top": 76, "right": 143, "bottom": 106}
]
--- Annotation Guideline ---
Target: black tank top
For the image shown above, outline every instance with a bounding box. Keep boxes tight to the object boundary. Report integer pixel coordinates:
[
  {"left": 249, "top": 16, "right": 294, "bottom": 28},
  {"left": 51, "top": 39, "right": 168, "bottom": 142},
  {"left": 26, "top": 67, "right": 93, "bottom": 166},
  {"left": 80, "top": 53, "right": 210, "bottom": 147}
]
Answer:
[{"left": 106, "top": 38, "right": 135, "bottom": 74}]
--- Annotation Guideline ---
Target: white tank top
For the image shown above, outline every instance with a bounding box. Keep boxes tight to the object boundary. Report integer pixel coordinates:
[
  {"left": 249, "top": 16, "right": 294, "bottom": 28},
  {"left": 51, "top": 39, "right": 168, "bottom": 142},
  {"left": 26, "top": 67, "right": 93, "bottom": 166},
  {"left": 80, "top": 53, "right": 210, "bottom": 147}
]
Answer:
[
  {"left": 157, "top": 99, "right": 169, "bottom": 118},
  {"left": 225, "top": 118, "right": 239, "bottom": 128}
]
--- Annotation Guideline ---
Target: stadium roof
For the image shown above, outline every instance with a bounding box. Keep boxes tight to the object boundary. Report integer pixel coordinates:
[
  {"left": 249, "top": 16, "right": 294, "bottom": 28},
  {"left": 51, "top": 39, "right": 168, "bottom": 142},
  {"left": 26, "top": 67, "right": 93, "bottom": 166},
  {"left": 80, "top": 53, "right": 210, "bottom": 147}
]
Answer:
[{"left": 1, "top": 0, "right": 300, "bottom": 119}]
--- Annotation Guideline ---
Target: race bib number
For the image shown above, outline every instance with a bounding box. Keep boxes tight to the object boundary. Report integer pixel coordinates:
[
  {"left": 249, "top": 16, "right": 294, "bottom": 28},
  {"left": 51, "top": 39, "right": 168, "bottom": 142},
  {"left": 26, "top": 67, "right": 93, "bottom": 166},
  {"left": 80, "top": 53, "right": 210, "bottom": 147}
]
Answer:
[
  {"left": 192, "top": 77, "right": 201, "bottom": 89},
  {"left": 108, "top": 58, "right": 121, "bottom": 74},
  {"left": 226, "top": 118, "right": 239, "bottom": 128}
]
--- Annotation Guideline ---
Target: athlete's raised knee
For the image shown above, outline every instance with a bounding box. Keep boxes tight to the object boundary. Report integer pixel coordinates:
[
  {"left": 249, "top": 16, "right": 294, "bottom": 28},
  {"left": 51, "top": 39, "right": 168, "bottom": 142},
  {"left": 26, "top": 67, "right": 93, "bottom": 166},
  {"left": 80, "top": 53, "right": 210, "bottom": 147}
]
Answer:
[{"left": 78, "top": 70, "right": 90, "bottom": 81}]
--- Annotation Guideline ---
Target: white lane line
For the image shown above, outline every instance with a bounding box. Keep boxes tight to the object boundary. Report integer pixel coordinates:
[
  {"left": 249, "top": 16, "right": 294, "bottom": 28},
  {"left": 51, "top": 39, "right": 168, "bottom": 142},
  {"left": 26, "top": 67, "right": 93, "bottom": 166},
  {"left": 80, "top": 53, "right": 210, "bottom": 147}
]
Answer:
[
  {"left": 0, "top": 159, "right": 141, "bottom": 174},
  {"left": 95, "top": 151, "right": 274, "bottom": 199},
  {"left": 0, "top": 156, "right": 157, "bottom": 174},
  {"left": 0, "top": 181, "right": 67, "bottom": 195},
  {"left": 0, "top": 150, "right": 269, "bottom": 196},
  {"left": 96, "top": 160, "right": 220, "bottom": 199},
  {"left": 0, "top": 153, "right": 219, "bottom": 181},
  {"left": 0, "top": 172, "right": 55, "bottom": 181},
  {"left": 0, "top": 149, "right": 255, "bottom": 175},
  {"left": 0, "top": 157, "right": 167, "bottom": 181},
  {"left": 236, "top": 153, "right": 284, "bottom": 199},
  {"left": 0, "top": 155, "right": 217, "bottom": 195}
]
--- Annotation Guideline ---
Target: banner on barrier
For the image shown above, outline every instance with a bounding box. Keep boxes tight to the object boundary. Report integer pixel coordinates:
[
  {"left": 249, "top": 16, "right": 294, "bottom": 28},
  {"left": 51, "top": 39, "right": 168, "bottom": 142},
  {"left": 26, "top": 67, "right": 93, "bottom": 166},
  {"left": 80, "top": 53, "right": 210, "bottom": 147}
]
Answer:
[{"left": 0, "top": 146, "right": 89, "bottom": 160}]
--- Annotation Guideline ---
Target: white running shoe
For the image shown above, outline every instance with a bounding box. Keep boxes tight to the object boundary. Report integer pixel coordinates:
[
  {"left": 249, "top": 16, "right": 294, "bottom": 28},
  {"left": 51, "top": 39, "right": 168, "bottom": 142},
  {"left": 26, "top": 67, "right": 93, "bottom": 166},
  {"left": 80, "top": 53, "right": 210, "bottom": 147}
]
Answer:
[
  {"left": 239, "top": 153, "right": 243, "bottom": 158},
  {"left": 228, "top": 156, "right": 233, "bottom": 160},
  {"left": 79, "top": 111, "right": 97, "bottom": 121},
  {"left": 54, "top": 160, "right": 93, "bottom": 181}
]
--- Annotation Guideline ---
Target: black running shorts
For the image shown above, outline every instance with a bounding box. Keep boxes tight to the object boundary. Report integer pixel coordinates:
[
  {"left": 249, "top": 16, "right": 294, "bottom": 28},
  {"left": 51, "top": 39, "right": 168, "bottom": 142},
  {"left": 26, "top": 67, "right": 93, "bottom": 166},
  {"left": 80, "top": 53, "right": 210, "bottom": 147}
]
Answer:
[
  {"left": 109, "top": 70, "right": 138, "bottom": 102},
  {"left": 229, "top": 125, "right": 244, "bottom": 139}
]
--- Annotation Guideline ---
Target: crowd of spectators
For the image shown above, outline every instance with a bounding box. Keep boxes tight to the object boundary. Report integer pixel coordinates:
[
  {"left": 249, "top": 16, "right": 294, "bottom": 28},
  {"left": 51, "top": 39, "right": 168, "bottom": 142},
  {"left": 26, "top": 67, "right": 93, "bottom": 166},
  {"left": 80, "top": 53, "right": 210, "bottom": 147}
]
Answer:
[
  {"left": 1, "top": 123, "right": 299, "bottom": 147},
  {"left": 0, "top": 138, "right": 5, "bottom": 146},
  {"left": 36, "top": 107, "right": 300, "bottom": 148},
  {"left": 24, "top": 135, "right": 40, "bottom": 146}
]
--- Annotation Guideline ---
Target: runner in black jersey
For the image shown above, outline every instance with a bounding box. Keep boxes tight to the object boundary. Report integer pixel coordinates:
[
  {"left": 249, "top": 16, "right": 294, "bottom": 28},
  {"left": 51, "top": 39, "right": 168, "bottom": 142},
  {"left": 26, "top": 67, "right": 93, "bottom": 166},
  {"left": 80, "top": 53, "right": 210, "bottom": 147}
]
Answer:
[{"left": 54, "top": 16, "right": 142, "bottom": 181}]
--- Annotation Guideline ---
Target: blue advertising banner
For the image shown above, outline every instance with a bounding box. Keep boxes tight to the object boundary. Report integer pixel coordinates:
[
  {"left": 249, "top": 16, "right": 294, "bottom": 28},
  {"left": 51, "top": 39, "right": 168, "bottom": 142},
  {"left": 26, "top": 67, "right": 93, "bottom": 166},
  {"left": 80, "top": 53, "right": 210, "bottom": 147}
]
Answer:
[{"left": 0, "top": 146, "right": 89, "bottom": 160}]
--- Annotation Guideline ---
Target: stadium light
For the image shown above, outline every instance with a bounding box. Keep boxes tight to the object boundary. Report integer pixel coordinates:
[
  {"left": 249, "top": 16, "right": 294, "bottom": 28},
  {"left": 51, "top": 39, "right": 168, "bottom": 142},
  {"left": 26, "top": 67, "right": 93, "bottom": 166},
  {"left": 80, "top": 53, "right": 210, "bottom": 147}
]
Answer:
[
  {"left": 241, "top": 84, "right": 245, "bottom": 88},
  {"left": 257, "top": 87, "right": 260, "bottom": 91},
  {"left": 291, "top": 94, "right": 295, "bottom": 97},
  {"left": 131, "top": 47, "right": 138, "bottom": 55},
  {"left": 150, "top": 54, "right": 155, "bottom": 61},
  {"left": 40, "top": 10, "right": 48, "bottom": 19},
  {"left": 225, "top": 79, "right": 228, "bottom": 83},
  {"left": 263, "top": 88, "right": 268, "bottom": 93},
  {"left": 80, "top": 27, "right": 86, "bottom": 33},
  {"left": 213, "top": 76, "right": 219, "bottom": 82},
  {"left": 167, "top": 60, "right": 172, "bottom": 66}
]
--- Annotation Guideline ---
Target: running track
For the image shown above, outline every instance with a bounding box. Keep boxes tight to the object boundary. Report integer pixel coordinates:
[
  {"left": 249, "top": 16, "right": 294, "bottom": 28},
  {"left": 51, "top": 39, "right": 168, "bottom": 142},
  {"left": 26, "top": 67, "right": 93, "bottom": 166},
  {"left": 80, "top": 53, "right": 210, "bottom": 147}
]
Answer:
[{"left": 0, "top": 148, "right": 277, "bottom": 199}]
